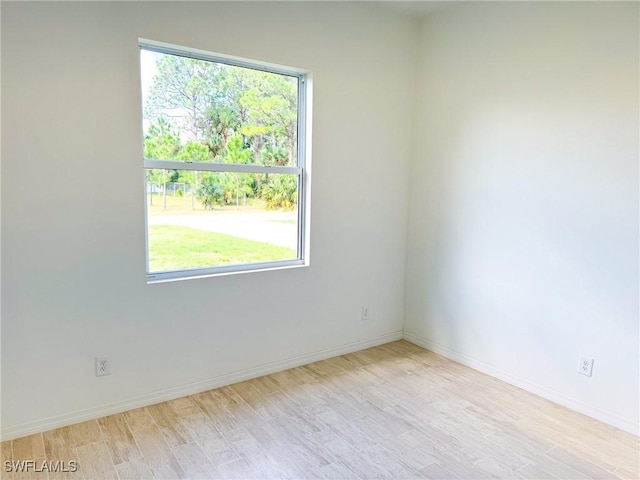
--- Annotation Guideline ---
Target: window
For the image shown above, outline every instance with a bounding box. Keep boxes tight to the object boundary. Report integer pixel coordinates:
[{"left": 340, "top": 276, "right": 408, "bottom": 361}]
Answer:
[{"left": 140, "top": 40, "right": 308, "bottom": 281}]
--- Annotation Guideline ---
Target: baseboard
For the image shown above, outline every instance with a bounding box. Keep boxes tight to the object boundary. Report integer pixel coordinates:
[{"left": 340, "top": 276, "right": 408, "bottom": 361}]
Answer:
[
  {"left": 1, "top": 331, "right": 403, "bottom": 441},
  {"left": 403, "top": 331, "right": 639, "bottom": 436}
]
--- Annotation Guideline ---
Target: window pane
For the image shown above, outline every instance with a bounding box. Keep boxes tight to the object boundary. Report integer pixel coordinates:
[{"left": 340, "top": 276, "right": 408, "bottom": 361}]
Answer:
[
  {"left": 146, "top": 169, "right": 299, "bottom": 273},
  {"left": 140, "top": 49, "right": 298, "bottom": 166}
]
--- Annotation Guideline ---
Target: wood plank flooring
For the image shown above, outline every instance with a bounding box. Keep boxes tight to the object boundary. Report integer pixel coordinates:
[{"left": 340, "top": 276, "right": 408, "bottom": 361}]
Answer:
[{"left": 1, "top": 341, "right": 638, "bottom": 479}]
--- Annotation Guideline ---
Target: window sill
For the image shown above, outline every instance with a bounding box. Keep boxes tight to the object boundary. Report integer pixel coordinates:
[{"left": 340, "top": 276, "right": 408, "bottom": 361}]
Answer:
[{"left": 146, "top": 260, "right": 307, "bottom": 284}]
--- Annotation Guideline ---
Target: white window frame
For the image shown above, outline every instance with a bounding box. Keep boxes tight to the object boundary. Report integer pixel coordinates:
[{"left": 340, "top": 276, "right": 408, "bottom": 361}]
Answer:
[{"left": 140, "top": 39, "right": 309, "bottom": 282}]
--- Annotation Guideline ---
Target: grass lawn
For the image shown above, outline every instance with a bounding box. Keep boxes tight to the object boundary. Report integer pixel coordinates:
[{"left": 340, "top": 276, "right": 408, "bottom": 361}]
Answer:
[{"left": 148, "top": 225, "right": 296, "bottom": 272}]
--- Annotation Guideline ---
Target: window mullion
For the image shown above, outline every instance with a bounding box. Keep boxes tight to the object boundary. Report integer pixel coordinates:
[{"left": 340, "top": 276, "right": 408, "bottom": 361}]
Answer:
[{"left": 143, "top": 159, "right": 301, "bottom": 175}]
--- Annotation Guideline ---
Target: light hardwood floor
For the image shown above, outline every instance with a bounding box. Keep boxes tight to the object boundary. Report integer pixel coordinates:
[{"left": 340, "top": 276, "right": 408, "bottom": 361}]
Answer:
[{"left": 1, "top": 341, "right": 638, "bottom": 480}]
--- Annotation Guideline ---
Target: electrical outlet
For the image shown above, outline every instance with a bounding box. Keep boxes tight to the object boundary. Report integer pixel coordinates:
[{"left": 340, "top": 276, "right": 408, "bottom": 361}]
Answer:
[
  {"left": 578, "top": 356, "right": 594, "bottom": 377},
  {"left": 95, "top": 357, "right": 111, "bottom": 377},
  {"left": 361, "top": 306, "right": 370, "bottom": 321}
]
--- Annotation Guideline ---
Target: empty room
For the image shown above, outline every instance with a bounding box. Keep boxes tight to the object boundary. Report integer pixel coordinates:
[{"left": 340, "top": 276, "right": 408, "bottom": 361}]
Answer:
[{"left": 1, "top": 1, "right": 638, "bottom": 479}]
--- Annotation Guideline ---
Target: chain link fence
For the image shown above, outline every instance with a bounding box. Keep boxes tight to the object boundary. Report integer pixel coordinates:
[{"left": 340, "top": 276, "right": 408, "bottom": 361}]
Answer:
[{"left": 146, "top": 182, "right": 195, "bottom": 196}]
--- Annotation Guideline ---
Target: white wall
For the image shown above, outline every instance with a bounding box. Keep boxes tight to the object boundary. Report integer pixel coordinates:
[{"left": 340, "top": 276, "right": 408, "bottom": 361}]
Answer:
[
  {"left": 0, "top": 1, "right": 417, "bottom": 438},
  {"left": 405, "top": 2, "right": 639, "bottom": 433}
]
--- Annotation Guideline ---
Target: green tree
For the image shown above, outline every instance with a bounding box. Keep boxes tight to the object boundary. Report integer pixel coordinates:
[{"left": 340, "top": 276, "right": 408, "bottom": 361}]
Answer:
[
  {"left": 145, "top": 55, "right": 239, "bottom": 157},
  {"left": 223, "top": 135, "right": 251, "bottom": 164},
  {"left": 197, "top": 175, "right": 224, "bottom": 209},
  {"left": 144, "top": 117, "right": 180, "bottom": 160},
  {"left": 144, "top": 118, "right": 180, "bottom": 207},
  {"left": 176, "top": 141, "right": 210, "bottom": 210},
  {"left": 218, "top": 135, "right": 253, "bottom": 208},
  {"left": 238, "top": 71, "right": 298, "bottom": 165}
]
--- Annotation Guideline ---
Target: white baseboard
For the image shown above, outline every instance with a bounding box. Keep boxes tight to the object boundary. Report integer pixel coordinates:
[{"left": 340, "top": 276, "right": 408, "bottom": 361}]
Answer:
[
  {"left": 1, "top": 331, "right": 403, "bottom": 441},
  {"left": 403, "top": 331, "right": 639, "bottom": 436}
]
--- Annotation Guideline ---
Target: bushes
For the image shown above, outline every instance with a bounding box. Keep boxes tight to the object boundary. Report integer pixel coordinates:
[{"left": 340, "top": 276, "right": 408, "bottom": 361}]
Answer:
[
  {"left": 196, "top": 173, "right": 259, "bottom": 209},
  {"left": 193, "top": 172, "right": 297, "bottom": 210},
  {"left": 260, "top": 175, "right": 297, "bottom": 210}
]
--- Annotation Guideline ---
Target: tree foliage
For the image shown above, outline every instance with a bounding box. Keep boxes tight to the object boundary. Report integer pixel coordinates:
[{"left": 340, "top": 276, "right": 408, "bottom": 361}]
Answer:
[{"left": 143, "top": 51, "right": 299, "bottom": 209}]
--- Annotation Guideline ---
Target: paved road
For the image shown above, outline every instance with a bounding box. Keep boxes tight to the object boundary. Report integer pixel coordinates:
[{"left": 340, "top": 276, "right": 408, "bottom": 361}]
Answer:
[{"left": 148, "top": 211, "right": 298, "bottom": 249}]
